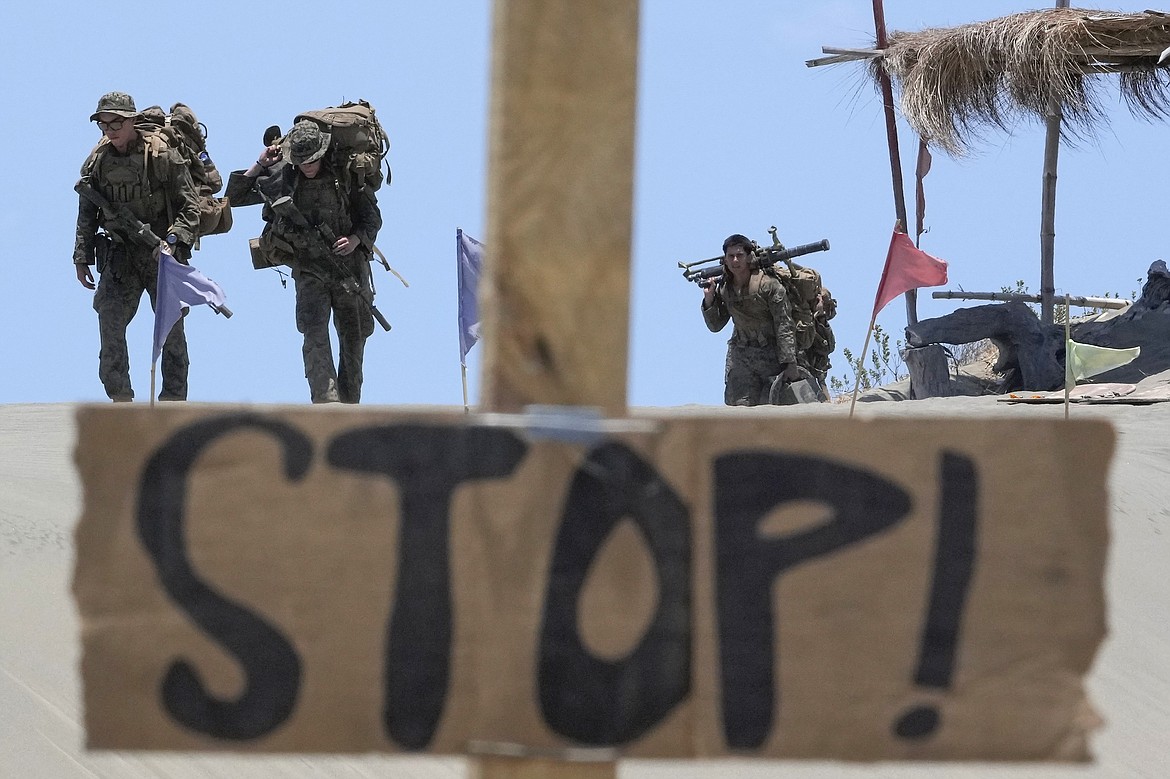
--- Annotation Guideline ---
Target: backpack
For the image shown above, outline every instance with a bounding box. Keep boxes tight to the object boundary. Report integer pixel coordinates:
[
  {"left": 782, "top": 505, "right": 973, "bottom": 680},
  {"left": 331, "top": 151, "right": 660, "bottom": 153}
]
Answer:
[
  {"left": 770, "top": 262, "right": 836, "bottom": 363},
  {"left": 292, "top": 99, "right": 391, "bottom": 192},
  {"left": 137, "top": 103, "right": 233, "bottom": 239}
]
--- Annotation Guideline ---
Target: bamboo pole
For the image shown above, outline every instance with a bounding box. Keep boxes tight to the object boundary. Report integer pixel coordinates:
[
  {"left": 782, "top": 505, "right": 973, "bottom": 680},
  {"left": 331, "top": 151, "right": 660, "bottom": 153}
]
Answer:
[
  {"left": 1064, "top": 293, "right": 1072, "bottom": 419},
  {"left": 932, "top": 290, "right": 1129, "bottom": 309},
  {"left": 1040, "top": 0, "right": 1071, "bottom": 326}
]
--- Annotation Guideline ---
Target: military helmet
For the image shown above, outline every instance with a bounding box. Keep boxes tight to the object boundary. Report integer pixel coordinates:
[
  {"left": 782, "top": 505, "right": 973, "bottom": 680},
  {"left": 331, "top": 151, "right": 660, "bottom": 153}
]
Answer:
[
  {"left": 90, "top": 91, "right": 139, "bottom": 121},
  {"left": 283, "top": 120, "right": 332, "bottom": 166}
]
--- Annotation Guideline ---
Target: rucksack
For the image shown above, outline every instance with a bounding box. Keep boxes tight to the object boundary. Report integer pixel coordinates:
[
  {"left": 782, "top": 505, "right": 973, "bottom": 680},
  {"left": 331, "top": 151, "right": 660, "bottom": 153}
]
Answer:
[
  {"left": 292, "top": 99, "right": 391, "bottom": 192},
  {"left": 137, "top": 103, "right": 233, "bottom": 240},
  {"left": 770, "top": 262, "right": 836, "bottom": 358}
]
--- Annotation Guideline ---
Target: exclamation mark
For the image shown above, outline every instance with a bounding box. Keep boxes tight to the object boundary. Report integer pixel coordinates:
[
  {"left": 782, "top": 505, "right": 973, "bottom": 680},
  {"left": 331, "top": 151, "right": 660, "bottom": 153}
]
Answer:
[{"left": 894, "top": 452, "right": 978, "bottom": 740}]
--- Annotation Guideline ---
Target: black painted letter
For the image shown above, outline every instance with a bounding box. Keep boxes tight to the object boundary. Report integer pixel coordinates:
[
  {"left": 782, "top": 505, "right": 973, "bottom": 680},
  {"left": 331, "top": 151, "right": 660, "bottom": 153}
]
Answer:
[
  {"left": 894, "top": 451, "right": 978, "bottom": 740},
  {"left": 137, "top": 414, "right": 312, "bottom": 740},
  {"left": 328, "top": 425, "right": 528, "bottom": 750},
  {"left": 539, "top": 442, "right": 692, "bottom": 745},
  {"left": 714, "top": 453, "right": 912, "bottom": 749}
]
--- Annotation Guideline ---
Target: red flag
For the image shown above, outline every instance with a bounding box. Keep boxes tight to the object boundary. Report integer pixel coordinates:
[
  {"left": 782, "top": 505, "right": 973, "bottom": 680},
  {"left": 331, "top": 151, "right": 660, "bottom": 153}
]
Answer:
[{"left": 871, "top": 230, "right": 948, "bottom": 318}]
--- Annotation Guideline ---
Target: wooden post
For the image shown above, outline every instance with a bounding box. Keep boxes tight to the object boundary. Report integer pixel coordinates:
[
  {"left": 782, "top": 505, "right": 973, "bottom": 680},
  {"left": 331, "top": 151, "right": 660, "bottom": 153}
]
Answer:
[
  {"left": 871, "top": 0, "right": 917, "bottom": 326},
  {"left": 905, "top": 344, "right": 953, "bottom": 399},
  {"left": 479, "top": 0, "right": 638, "bottom": 417},
  {"left": 476, "top": 0, "right": 637, "bottom": 775},
  {"left": 470, "top": 756, "right": 617, "bottom": 779}
]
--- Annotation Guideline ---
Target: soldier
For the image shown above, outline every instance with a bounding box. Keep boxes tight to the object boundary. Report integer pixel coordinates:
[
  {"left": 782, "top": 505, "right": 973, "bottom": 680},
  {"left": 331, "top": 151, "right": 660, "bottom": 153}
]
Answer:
[
  {"left": 805, "top": 286, "right": 837, "bottom": 399},
  {"left": 73, "top": 91, "right": 201, "bottom": 402},
  {"left": 226, "top": 120, "right": 382, "bottom": 403},
  {"left": 701, "top": 233, "right": 805, "bottom": 406}
]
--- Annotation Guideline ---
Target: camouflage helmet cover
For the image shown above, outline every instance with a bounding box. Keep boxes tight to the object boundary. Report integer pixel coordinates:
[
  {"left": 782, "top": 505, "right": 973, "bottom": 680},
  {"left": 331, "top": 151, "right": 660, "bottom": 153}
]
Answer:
[
  {"left": 90, "top": 91, "right": 139, "bottom": 121},
  {"left": 283, "top": 120, "right": 332, "bottom": 166}
]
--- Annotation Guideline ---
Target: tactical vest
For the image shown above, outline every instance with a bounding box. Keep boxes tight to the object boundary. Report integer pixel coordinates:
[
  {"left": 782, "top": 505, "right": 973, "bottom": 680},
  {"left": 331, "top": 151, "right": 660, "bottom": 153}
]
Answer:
[
  {"left": 82, "top": 139, "right": 170, "bottom": 241},
  {"left": 263, "top": 171, "right": 356, "bottom": 271},
  {"left": 723, "top": 273, "right": 782, "bottom": 347}
]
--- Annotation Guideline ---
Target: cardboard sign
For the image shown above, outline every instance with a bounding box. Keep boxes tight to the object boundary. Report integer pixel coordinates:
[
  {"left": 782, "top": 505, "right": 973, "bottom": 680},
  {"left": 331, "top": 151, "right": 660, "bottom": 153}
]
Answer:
[{"left": 73, "top": 406, "right": 1111, "bottom": 760}]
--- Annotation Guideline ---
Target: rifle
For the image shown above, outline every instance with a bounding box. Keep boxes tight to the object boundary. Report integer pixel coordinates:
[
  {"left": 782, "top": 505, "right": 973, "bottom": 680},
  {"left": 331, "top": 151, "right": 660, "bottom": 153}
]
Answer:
[
  {"left": 75, "top": 179, "right": 233, "bottom": 317},
  {"left": 260, "top": 124, "right": 407, "bottom": 288},
  {"left": 268, "top": 195, "right": 392, "bottom": 332},
  {"left": 679, "top": 228, "right": 830, "bottom": 288}
]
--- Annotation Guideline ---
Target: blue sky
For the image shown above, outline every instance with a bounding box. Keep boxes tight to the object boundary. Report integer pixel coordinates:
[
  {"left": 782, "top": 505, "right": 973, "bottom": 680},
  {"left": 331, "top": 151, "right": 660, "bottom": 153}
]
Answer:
[{"left": 1, "top": 1, "right": 1164, "bottom": 406}]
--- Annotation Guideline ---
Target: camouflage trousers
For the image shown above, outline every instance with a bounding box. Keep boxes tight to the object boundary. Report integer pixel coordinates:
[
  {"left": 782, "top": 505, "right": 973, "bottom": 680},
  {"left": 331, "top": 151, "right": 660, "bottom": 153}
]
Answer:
[
  {"left": 92, "top": 250, "right": 188, "bottom": 401},
  {"left": 294, "top": 270, "right": 375, "bottom": 403},
  {"left": 724, "top": 342, "right": 783, "bottom": 406}
]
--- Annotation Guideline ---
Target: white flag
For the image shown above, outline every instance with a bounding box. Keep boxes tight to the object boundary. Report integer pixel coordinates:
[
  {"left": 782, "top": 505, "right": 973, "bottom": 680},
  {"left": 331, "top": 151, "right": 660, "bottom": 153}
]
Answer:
[
  {"left": 153, "top": 252, "right": 229, "bottom": 364},
  {"left": 1065, "top": 339, "right": 1140, "bottom": 387}
]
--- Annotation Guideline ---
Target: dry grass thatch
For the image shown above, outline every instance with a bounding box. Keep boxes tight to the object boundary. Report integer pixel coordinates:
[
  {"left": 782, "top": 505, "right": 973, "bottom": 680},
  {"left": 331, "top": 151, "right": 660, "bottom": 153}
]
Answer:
[{"left": 874, "top": 8, "right": 1170, "bottom": 155}]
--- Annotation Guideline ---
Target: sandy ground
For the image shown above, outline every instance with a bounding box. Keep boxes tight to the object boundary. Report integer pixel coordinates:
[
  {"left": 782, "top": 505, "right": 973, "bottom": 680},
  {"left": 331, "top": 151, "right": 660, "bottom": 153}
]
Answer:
[{"left": 2, "top": 399, "right": 1168, "bottom": 778}]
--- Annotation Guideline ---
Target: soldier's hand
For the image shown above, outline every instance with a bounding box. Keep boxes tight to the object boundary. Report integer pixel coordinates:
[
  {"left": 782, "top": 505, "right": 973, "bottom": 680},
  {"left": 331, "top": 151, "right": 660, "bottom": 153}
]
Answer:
[
  {"left": 333, "top": 234, "right": 360, "bottom": 256},
  {"left": 76, "top": 264, "right": 95, "bottom": 290},
  {"left": 779, "top": 363, "right": 807, "bottom": 383},
  {"left": 702, "top": 281, "right": 715, "bottom": 306},
  {"left": 258, "top": 145, "right": 282, "bottom": 168}
]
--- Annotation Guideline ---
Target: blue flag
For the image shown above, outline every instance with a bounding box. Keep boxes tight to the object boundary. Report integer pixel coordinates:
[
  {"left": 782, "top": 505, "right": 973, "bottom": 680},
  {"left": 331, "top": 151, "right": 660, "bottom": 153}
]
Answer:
[
  {"left": 456, "top": 229, "right": 484, "bottom": 363},
  {"left": 153, "top": 252, "right": 228, "bottom": 364}
]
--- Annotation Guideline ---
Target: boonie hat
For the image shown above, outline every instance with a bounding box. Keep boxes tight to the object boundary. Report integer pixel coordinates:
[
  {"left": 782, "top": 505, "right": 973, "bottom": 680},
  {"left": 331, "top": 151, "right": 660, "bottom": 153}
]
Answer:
[
  {"left": 284, "top": 120, "right": 331, "bottom": 166},
  {"left": 90, "top": 91, "right": 139, "bottom": 122}
]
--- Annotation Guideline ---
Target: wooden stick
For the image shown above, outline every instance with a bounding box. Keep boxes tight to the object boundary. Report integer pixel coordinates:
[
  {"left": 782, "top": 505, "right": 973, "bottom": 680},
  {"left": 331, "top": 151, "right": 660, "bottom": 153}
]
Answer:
[
  {"left": 479, "top": 0, "right": 638, "bottom": 417},
  {"left": 871, "top": 0, "right": 917, "bottom": 326},
  {"left": 471, "top": 755, "right": 616, "bottom": 779},
  {"left": 475, "top": 0, "right": 636, "bottom": 775},
  {"left": 931, "top": 290, "right": 1129, "bottom": 309},
  {"left": 849, "top": 314, "right": 879, "bottom": 418},
  {"left": 1040, "top": 0, "right": 1072, "bottom": 326},
  {"left": 1064, "top": 294, "right": 1072, "bottom": 419}
]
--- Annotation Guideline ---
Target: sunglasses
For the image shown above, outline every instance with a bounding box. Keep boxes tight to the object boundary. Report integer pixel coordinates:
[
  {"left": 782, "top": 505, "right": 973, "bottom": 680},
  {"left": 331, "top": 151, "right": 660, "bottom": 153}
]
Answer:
[{"left": 96, "top": 118, "right": 128, "bottom": 131}]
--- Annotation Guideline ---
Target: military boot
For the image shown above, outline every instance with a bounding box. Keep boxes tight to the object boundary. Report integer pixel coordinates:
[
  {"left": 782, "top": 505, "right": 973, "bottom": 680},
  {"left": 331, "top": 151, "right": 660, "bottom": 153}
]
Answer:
[{"left": 311, "top": 377, "right": 341, "bottom": 404}]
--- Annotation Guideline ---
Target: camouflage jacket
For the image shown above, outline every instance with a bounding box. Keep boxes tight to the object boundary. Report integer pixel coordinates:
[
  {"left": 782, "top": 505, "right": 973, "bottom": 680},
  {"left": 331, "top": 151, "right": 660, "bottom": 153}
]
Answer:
[
  {"left": 73, "top": 133, "right": 201, "bottom": 264},
  {"left": 702, "top": 270, "right": 797, "bottom": 366},
  {"left": 225, "top": 161, "right": 381, "bottom": 273}
]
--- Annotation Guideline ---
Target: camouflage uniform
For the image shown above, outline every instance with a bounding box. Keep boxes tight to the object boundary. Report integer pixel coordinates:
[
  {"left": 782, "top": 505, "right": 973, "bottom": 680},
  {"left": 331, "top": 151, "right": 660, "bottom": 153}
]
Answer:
[
  {"left": 73, "top": 93, "right": 201, "bottom": 401},
  {"left": 225, "top": 121, "right": 382, "bottom": 403},
  {"left": 771, "top": 265, "right": 836, "bottom": 398},
  {"left": 805, "top": 289, "right": 837, "bottom": 386},
  {"left": 702, "top": 271, "right": 798, "bottom": 406}
]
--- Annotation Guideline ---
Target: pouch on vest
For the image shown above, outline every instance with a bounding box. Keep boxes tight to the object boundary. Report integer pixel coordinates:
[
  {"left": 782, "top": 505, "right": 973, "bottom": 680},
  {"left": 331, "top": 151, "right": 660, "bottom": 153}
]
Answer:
[
  {"left": 94, "top": 233, "right": 125, "bottom": 278},
  {"left": 257, "top": 230, "right": 296, "bottom": 269},
  {"left": 198, "top": 196, "right": 233, "bottom": 237},
  {"left": 93, "top": 232, "right": 112, "bottom": 273}
]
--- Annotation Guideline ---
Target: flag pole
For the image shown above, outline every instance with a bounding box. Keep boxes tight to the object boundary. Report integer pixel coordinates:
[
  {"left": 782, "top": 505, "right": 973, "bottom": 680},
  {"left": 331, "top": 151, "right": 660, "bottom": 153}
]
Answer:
[
  {"left": 152, "top": 251, "right": 159, "bottom": 408},
  {"left": 851, "top": 219, "right": 904, "bottom": 417},
  {"left": 1063, "top": 293, "right": 1071, "bottom": 419},
  {"left": 457, "top": 228, "right": 470, "bottom": 414},
  {"left": 848, "top": 313, "right": 879, "bottom": 418},
  {"left": 462, "top": 362, "right": 471, "bottom": 414}
]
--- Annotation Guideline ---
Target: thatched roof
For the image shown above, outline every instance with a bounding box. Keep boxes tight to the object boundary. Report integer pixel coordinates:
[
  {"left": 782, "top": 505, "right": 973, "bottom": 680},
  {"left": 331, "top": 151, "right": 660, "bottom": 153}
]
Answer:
[{"left": 859, "top": 9, "right": 1170, "bottom": 155}]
